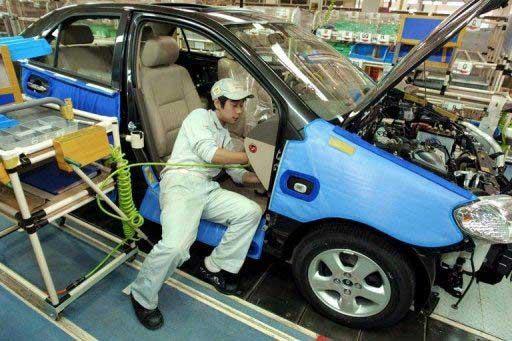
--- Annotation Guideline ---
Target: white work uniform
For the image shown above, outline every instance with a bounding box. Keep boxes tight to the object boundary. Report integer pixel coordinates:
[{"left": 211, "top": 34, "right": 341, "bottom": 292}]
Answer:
[{"left": 131, "top": 108, "right": 262, "bottom": 310}]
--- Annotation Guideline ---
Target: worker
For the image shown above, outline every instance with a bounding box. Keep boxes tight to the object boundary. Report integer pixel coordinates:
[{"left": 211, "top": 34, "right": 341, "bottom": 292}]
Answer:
[{"left": 130, "top": 78, "right": 262, "bottom": 330}]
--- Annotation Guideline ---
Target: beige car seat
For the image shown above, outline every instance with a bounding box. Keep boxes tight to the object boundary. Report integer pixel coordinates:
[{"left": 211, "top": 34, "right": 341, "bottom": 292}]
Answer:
[
  {"left": 140, "top": 36, "right": 202, "bottom": 161},
  {"left": 57, "top": 25, "right": 113, "bottom": 83}
]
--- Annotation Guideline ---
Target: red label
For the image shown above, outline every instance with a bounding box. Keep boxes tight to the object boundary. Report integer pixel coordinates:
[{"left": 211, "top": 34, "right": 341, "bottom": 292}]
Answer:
[{"left": 249, "top": 144, "right": 257, "bottom": 153}]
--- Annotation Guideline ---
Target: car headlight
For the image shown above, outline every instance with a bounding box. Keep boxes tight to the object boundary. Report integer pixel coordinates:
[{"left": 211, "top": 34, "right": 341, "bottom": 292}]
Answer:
[{"left": 454, "top": 195, "right": 512, "bottom": 244}]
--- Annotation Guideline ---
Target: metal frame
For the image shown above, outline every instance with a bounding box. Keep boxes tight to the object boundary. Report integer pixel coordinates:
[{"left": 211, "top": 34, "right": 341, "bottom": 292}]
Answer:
[{"left": 0, "top": 105, "right": 135, "bottom": 319}]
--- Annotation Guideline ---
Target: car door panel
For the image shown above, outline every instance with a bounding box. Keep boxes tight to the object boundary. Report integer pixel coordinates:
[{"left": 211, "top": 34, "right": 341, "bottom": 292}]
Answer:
[{"left": 21, "top": 63, "right": 121, "bottom": 120}]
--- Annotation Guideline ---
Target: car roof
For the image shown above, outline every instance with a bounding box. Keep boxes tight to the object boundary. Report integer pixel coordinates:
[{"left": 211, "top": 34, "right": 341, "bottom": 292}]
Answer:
[{"left": 49, "top": 3, "right": 283, "bottom": 25}]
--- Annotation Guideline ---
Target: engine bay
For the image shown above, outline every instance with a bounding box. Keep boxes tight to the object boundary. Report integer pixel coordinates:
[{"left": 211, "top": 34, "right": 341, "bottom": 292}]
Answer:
[{"left": 360, "top": 91, "right": 512, "bottom": 196}]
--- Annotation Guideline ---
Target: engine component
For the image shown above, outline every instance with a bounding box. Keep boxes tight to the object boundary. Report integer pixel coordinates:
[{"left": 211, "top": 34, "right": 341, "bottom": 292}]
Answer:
[
  {"left": 367, "top": 93, "right": 511, "bottom": 196},
  {"left": 411, "top": 147, "right": 448, "bottom": 175},
  {"left": 436, "top": 258, "right": 465, "bottom": 298}
]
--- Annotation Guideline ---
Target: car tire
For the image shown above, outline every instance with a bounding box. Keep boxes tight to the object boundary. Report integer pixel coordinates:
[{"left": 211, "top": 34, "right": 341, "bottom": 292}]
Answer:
[{"left": 292, "top": 224, "right": 415, "bottom": 329}]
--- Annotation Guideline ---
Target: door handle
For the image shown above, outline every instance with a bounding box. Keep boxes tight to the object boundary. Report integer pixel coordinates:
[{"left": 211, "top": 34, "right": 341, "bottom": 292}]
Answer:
[{"left": 27, "top": 81, "right": 48, "bottom": 93}]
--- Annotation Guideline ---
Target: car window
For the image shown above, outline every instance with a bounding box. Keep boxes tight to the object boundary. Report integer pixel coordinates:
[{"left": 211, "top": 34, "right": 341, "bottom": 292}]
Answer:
[
  {"left": 178, "top": 29, "right": 225, "bottom": 57},
  {"left": 35, "top": 17, "right": 120, "bottom": 85}
]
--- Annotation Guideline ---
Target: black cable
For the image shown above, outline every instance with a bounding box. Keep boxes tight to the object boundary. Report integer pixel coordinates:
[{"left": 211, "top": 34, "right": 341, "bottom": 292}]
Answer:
[{"left": 452, "top": 249, "right": 476, "bottom": 310}]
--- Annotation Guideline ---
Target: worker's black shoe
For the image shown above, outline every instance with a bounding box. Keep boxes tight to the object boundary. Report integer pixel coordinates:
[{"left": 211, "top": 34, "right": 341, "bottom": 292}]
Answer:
[
  {"left": 198, "top": 265, "right": 241, "bottom": 295},
  {"left": 130, "top": 293, "right": 164, "bottom": 330}
]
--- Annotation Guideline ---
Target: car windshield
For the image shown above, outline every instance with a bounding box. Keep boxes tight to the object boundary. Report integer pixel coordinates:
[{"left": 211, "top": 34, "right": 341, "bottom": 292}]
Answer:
[{"left": 228, "top": 23, "right": 375, "bottom": 120}]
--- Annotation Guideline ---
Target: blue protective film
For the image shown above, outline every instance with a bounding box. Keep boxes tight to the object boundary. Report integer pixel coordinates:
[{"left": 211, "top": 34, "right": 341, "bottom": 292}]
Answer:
[
  {"left": 269, "top": 119, "right": 474, "bottom": 248},
  {"left": 21, "top": 63, "right": 120, "bottom": 120}
]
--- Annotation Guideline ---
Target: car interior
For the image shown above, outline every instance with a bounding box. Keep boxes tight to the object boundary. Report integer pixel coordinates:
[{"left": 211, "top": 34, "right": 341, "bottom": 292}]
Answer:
[
  {"left": 134, "top": 21, "right": 279, "bottom": 211},
  {"left": 39, "top": 18, "right": 119, "bottom": 84}
]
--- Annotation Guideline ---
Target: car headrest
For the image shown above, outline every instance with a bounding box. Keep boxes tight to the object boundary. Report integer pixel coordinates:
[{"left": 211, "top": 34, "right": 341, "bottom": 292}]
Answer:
[
  {"left": 148, "top": 22, "right": 174, "bottom": 37},
  {"left": 141, "top": 37, "right": 179, "bottom": 67},
  {"left": 61, "top": 25, "right": 94, "bottom": 45}
]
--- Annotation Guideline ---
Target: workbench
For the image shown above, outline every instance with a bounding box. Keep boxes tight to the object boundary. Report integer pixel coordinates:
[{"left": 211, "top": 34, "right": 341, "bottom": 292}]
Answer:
[{"left": 0, "top": 97, "right": 137, "bottom": 319}]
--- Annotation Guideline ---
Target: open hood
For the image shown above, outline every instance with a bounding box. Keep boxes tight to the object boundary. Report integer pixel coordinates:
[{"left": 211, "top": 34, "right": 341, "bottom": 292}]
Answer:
[{"left": 343, "top": 0, "right": 509, "bottom": 130}]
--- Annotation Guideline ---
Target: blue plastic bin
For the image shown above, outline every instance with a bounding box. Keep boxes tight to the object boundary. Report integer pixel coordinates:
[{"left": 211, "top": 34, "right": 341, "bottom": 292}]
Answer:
[
  {"left": 0, "top": 36, "right": 51, "bottom": 61},
  {"left": 0, "top": 114, "right": 19, "bottom": 130},
  {"left": 349, "top": 43, "right": 394, "bottom": 63}
]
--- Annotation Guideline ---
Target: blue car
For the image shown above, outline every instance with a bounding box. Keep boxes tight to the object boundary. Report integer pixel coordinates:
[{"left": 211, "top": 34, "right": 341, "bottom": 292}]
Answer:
[{"left": 21, "top": 0, "right": 511, "bottom": 328}]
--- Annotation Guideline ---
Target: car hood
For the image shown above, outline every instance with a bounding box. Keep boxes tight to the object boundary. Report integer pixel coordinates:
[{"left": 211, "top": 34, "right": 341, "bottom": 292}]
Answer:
[{"left": 343, "top": 0, "right": 508, "bottom": 129}]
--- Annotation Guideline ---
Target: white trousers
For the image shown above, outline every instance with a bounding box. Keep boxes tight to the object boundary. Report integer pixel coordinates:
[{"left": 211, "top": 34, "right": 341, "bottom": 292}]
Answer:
[{"left": 131, "top": 173, "right": 262, "bottom": 309}]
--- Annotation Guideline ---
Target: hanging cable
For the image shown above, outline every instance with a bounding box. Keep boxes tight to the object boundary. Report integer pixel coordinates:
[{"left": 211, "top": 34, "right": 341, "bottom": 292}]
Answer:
[{"left": 451, "top": 249, "right": 476, "bottom": 310}]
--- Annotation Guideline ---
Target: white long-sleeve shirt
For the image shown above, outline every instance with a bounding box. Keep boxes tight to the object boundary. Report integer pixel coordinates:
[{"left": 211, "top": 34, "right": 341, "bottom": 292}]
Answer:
[{"left": 161, "top": 108, "right": 247, "bottom": 184}]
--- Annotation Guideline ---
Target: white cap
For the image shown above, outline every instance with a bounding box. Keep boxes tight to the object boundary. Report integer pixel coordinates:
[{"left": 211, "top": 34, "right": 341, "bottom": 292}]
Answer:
[{"left": 211, "top": 78, "right": 253, "bottom": 101}]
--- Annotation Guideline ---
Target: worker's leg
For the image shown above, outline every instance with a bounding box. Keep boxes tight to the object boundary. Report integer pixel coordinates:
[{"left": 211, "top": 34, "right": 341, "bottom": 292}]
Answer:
[
  {"left": 131, "top": 174, "right": 207, "bottom": 309},
  {"left": 202, "top": 187, "right": 262, "bottom": 274}
]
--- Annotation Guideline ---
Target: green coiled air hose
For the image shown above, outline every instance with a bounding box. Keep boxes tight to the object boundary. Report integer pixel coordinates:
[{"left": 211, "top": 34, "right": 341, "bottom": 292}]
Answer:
[
  {"left": 98, "top": 146, "right": 247, "bottom": 242},
  {"left": 68, "top": 146, "right": 247, "bottom": 280}
]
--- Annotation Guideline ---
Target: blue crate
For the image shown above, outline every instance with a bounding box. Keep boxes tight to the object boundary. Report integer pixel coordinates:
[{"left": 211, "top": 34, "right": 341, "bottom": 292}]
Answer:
[
  {"left": 0, "top": 114, "right": 19, "bottom": 130},
  {"left": 0, "top": 36, "right": 51, "bottom": 61},
  {"left": 349, "top": 44, "right": 394, "bottom": 64}
]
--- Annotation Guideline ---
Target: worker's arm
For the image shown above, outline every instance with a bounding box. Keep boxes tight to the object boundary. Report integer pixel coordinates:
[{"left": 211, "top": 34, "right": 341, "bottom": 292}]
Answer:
[{"left": 211, "top": 148, "right": 248, "bottom": 165}]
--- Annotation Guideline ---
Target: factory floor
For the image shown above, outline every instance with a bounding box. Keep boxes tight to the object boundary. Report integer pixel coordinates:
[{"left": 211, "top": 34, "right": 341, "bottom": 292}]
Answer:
[{"left": 1, "top": 206, "right": 510, "bottom": 340}]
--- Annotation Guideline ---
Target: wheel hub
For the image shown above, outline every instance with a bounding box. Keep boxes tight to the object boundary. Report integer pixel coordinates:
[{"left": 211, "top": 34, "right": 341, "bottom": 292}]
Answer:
[
  {"left": 307, "top": 248, "right": 391, "bottom": 318},
  {"left": 342, "top": 279, "right": 353, "bottom": 287}
]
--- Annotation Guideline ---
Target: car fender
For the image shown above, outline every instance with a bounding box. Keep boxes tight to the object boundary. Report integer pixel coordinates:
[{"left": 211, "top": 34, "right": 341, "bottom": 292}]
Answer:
[{"left": 269, "top": 119, "right": 476, "bottom": 248}]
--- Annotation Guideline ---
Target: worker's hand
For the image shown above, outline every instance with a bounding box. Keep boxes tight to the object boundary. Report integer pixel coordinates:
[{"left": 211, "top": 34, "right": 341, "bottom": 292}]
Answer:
[{"left": 242, "top": 171, "right": 261, "bottom": 185}]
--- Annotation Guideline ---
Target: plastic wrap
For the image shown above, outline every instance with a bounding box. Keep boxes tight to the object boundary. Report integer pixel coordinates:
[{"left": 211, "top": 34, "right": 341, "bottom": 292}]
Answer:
[{"left": 218, "top": 55, "right": 274, "bottom": 138}]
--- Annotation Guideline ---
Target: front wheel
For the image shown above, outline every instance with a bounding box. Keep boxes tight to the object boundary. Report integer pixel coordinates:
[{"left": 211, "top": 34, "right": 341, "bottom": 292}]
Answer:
[{"left": 292, "top": 225, "right": 416, "bottom": 329}]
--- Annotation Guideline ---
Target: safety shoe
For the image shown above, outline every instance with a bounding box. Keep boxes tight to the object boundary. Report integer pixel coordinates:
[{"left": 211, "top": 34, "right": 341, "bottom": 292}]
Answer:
[
  {"left": 130, "top": 293, "right": 164, "bottom": 330},
  {"left": 198, "top": 265, "right": 241, "bottom": 295}
]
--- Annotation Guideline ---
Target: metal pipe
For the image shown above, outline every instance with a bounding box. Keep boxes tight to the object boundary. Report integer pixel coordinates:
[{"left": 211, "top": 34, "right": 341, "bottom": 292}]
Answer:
[
  {"left": 0, "top": 200, "right": 19, "bottom": 216},
  {"left": 0, "top": 262, "right": 48, "bottom": 301},
  {"left": 45, "top": 186, "right": 114, "bottom": 223},
  {"left": 43, "top": 191, "right": 90, "bottom": 216},
  {"left": 64, "top": 214, "right": 123, "bottom": 244},
  {"left": 447, "top": 85, "right": 496, "bottom": 95},
  {"left": 419, "top": 88, "right": 491, "bottom": 103},
  {"left": 8, "top": 172, "right": 59, "bottom": 305},
  {"left": 0, "top": 97, "right": 66, "bottom": 115},
  {"left": 0, "top": 224, "right": 20, "bottom": 238},
  {"left": 29, "top": 151, "right": 56, "bottom": 164},
  {"left": 111, "top": 122, "right": 121, "bottom": 148},
  {"left": 70, "top": 165, "right": 128, "bottom": 220},
  {"left": 56, "top": 249, "right": 137, "bottom": 313},
  {"left": 0, "top": 140, "right": 53, "bottom": 158}
]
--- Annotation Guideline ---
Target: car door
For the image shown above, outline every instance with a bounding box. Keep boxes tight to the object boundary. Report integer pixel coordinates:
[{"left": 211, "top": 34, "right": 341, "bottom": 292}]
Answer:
[{"left": 21, "top": 10, "right": 127, "bottom": 121}]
